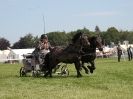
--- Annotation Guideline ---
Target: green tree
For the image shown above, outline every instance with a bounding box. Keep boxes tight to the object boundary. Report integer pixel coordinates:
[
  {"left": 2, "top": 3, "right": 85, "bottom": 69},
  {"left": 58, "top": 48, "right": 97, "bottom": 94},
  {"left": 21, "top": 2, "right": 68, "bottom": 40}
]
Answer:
[
  {"left": 12, "top": 33, "right": 38, "bottom": 49},
  {"left": 47, "top": 31, "right": 68, "bottom": 46},
  {"left": 0, "top": 37, "right": 10, "bottom": 50},
  {"left": 106, "top": 27, "right": 120, "bottom": 45},
  {"left": 12, "top": 41, "right": 20, "bottom": 49},
  {"left": 119, "top": 30, "right": 128, "bottom": 42},
  {"left": 127, "top": 32, "right": 133, "bottom": 44}
]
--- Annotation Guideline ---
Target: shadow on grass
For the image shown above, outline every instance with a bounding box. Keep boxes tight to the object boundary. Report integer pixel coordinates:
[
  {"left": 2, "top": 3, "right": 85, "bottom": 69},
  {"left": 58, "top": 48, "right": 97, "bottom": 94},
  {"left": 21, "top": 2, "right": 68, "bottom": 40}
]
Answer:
[{"left": 16, "top": 73, "right": 92, "bottom": 79}]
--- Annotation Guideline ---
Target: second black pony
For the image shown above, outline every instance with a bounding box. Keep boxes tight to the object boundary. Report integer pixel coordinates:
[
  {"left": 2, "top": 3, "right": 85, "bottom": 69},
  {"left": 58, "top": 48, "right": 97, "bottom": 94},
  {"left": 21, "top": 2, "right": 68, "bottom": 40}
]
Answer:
[
  {"left": 43, "top": 32, "right": 89, "bottom": 77},
  {"left": 81, "top": 35, "right": 104, "bottom": 74}
]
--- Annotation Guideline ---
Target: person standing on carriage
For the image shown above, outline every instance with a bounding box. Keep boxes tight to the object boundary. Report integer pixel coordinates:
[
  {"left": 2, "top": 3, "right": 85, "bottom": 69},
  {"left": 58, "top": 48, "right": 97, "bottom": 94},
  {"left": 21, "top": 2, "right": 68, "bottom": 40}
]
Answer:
[
  {"left": 117, "top": 44, "right": 122, "bottom": 62},
  {"left": 127, "top": 46, "right": 133, "bottom": 61}
]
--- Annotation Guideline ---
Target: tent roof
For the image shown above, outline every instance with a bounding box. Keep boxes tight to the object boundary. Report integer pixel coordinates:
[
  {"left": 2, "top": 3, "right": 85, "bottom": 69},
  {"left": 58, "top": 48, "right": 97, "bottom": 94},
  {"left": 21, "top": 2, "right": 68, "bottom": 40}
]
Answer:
[
  {"left": 11, "top": 48, "right": 35, "bottom": 55},
  {"left": 2, "top": 50, "right": 10, "bottom": 55}
]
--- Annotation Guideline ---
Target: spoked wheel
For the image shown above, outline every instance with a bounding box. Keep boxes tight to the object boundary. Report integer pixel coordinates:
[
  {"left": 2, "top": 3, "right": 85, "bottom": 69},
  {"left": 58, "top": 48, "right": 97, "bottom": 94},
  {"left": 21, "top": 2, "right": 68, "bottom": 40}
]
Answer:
[
  {"left": 60, "top": 65, "right": 69, "bottom": 76},
  {"left": 32, "top": 65, "right": 41, "bottom": 77},
  {"left": 20, "top": 67, "right": 26, "bottom": 77},
  {"left": 32, "top": 70, "right": 35, "bottom": 77},
  {"left": 32, "top": 70, "right": 40, "bottom": 77}
]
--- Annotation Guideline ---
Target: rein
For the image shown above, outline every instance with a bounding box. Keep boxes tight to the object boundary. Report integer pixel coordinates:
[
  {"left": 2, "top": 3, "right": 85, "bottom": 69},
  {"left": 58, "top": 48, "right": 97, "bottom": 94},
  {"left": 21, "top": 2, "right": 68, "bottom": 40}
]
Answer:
[{"left": 81, "top": 53, "right": 96, "bottom": 56}]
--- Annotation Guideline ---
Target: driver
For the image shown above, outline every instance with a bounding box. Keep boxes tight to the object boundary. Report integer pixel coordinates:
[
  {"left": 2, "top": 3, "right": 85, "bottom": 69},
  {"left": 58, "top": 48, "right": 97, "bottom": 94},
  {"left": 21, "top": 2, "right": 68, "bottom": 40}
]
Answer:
[
  {"left": 31, "top": 34, "right": 52, "bottom": 69},
  {"left": 38, "top": 34, "right": 51, "bottom": 54}
]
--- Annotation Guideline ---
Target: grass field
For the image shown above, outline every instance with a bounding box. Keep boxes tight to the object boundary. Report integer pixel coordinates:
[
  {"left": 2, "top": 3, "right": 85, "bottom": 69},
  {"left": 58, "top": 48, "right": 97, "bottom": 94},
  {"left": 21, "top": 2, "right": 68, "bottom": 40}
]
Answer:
[{"left": 0, "top": 58, "right": 133, "bottom": 99}]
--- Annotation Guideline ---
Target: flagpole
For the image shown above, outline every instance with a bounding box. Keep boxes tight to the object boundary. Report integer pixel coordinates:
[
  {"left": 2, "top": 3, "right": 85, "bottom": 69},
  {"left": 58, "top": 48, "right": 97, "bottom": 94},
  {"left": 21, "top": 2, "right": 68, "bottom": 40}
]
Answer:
[{"left": 43, "top": 15, "right": 45, "bottom": 34}]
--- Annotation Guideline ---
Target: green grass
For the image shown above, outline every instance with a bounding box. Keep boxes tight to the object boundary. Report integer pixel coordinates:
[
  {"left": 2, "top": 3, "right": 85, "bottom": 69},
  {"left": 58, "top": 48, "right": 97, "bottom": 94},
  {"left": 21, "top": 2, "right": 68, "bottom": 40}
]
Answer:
[{"left": 0, "top": 58, "right": 133, "bottom": 99}]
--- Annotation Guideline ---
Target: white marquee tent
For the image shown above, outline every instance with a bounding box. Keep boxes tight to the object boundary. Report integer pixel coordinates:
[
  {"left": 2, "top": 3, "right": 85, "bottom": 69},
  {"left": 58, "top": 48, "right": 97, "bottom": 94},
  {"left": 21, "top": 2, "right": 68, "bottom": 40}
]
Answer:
[{"left": 0, "top": 48, "right": 35, "bottom": 63}]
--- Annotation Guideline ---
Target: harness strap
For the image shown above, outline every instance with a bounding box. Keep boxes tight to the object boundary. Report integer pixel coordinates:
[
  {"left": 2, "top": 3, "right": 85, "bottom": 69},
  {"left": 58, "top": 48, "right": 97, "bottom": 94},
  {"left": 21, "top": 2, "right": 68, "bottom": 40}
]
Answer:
[{"left": 82, "top": 53, "right": 96, "bottom": 56}]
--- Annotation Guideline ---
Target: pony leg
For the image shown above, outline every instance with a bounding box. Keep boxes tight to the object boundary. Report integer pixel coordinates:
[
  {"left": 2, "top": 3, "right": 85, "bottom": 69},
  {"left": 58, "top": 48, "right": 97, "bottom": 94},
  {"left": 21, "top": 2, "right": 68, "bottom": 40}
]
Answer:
[
  {"left": 43, "top": 53, "right": 53, "bottom": 77},
  {"left": 81, "top": 62, "right": 89, "bottom": 74},
  {"left": 49, "top": 68, "right": 52, "bottom": 77},
  {"left": 74, "top": 62, "right": 82, "bottom": 77},
  {"left": 87, "top": 61, "right": 95, "bottom": 73},
  {"left": 44, "top": 70, "right": 52, "bottom": 77},
  {"left": 44, "top": 71, "right": 49, "bottom": 77},
  {"left": 43, "top": 64, "right": 52, "bottom": 77}
]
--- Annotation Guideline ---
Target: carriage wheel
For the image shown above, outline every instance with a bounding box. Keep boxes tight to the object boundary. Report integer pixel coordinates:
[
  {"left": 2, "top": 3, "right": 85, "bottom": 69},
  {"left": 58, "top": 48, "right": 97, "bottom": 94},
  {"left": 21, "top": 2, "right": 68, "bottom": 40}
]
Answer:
[
  {"left": 61, "top": 65, "right": 69, "bottom": 76},
  {"left": 32, "top": 70, "right": 40, "bottom": 77},
  {"left": 20, "top": 67, "right": 26, "bottom": 77},
  {"left": 35, "top": 70, "right": 40, "bottom": 77},
  {"left": 32, "top": 70, "right": 36, "bottom": 77}
]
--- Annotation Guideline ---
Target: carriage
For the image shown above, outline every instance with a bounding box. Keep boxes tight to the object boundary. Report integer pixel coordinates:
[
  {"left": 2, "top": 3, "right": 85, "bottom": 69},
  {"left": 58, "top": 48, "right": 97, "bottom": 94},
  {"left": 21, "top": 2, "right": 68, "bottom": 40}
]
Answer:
[
  {"left": 19, "top": 52, "right": 69, "bottom": 77},
  {"left": 19, "top": 53, "right": 39, "bottom": 77},
  {"left": 20, "top": 32, "right": 103, "bottom": 77}
]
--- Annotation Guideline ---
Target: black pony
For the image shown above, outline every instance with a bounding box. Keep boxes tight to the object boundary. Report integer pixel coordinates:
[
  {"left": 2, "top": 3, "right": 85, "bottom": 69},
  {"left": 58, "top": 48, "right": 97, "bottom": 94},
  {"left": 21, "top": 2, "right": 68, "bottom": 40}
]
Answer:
[
  {"left": 81, "top": 35, "right": 104, "bottom": 74},
  {"left": 43, "top": 32, "right": 89, "bottom": 77}
]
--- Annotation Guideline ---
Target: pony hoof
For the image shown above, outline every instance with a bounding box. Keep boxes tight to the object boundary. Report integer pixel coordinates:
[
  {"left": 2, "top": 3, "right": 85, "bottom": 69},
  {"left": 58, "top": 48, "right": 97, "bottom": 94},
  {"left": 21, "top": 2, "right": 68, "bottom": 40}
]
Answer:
[
  {"left": 44, "top": 74, "right": 48, "bottom": 78},
  {"left": 85, "top": 71, "right": 89, "bottom": 74},
  {"left": 90, "top": 69, "right": 94, "bottom": 73},
  {"left": 87, "top": 66, "right": 95, "bottom": 73},
  {"left": 77, "top": 75, "right": 82, "bottom": 78}
]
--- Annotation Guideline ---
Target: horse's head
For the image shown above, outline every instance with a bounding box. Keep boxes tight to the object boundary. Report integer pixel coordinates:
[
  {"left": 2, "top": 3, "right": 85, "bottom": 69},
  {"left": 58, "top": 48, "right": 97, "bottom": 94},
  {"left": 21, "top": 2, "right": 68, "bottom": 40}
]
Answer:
[
  {"left": 72, "top": 32, "right": 90, "bottom": 47},
  {"left": 89, "top": 36, "right": 103, "bottom": 51}
]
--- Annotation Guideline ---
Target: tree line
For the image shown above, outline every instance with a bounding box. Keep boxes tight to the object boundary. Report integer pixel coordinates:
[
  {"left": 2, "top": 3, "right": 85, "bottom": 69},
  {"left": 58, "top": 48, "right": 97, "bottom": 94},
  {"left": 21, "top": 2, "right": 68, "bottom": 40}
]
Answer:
[{"left": 0, "top": 26, "right": 133, "bottom": 50}]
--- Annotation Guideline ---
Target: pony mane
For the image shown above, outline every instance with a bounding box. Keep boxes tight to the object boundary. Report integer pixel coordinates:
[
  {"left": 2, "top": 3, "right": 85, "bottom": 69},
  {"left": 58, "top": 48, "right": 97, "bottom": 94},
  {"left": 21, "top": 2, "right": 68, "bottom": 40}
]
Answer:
[
  {"left": 87, "top": 36, "right": 96, "bottom": 41},
  {"left": 72, "top": 32, "right": 82, "bottom": 43}
]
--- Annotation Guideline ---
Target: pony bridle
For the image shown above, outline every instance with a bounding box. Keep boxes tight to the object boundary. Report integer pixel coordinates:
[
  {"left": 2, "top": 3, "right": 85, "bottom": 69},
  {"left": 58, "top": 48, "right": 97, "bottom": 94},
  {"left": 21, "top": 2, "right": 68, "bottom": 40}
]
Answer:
[
  {"left": 79, "top": 35, "right": 90, "bottom": 54},
  {"left": 80, "top": 35, "right": 90, "bottom": 47},
  {"left": 96, "top": 36, "right": 104, "bottom": 51}
]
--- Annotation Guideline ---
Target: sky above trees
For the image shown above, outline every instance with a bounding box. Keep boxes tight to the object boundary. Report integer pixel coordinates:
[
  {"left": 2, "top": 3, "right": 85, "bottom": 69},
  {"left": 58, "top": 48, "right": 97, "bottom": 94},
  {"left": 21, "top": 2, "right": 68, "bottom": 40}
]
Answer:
[{"left": 0, "top": 0, "right": 133, "bottom": 44}]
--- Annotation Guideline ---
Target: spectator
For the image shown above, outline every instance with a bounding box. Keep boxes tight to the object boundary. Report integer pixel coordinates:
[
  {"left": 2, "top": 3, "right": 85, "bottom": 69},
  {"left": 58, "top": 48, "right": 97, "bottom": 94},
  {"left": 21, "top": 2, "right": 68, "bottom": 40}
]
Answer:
[
  {"left": 117, "top": 45, "right": 122, "bottom": 62},
  {"left": 127, "top": 46, "right": 133, "bottom": 61}
]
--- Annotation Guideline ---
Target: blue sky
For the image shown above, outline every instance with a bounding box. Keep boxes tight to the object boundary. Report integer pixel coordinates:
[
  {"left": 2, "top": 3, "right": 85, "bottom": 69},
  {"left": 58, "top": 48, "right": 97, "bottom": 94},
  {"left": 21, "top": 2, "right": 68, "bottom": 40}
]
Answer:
[{"left": 0, "top": 0, "right": 133, "bottom": 44}]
